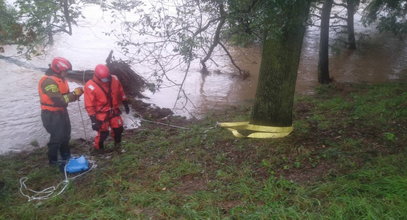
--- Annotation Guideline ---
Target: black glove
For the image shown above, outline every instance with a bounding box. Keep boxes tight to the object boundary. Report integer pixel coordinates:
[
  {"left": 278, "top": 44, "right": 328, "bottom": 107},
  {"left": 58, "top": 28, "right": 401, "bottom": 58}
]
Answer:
[
  {"left": 123, "top": 100, "right": 130, "bottom": 114},
  {"left": 90, "top": 115, "right": 102, "bottom": 131}
]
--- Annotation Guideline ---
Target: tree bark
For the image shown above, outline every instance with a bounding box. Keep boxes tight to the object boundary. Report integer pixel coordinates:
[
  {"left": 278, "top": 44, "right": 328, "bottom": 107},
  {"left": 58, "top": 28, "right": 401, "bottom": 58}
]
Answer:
[
  {"left": 346, "top": 0, "right": 357, "bottom": 49},
  {"left": 46, "top": 19, "right": 54, "bottom": 45},
  {"left": 62, "top": 0, "right": 72, "bottom": 35},
  {"left": 318, "top": 0, "right": 333, "bottom": 84},
  {"left": 250, "top": 1, "right": 311, "bottom": 127}
]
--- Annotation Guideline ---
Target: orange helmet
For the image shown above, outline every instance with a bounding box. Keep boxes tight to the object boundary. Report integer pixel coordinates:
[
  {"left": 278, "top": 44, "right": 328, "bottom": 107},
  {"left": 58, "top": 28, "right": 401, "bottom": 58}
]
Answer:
[
  {"left": 51, "top": 57, "right": 72, "bottom": 74},
  {"left": 94, "top": 64, "right": 111, "bottom": 82}
]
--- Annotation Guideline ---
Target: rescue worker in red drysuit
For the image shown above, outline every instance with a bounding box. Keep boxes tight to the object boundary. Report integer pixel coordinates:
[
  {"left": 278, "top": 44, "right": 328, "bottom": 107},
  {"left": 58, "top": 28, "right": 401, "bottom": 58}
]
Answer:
[
  {"left": 84, "top": 64, "right": 130, "bottom": 150},
  {"left": 38, "top": 57, "right": 84, "bottom": 165}
]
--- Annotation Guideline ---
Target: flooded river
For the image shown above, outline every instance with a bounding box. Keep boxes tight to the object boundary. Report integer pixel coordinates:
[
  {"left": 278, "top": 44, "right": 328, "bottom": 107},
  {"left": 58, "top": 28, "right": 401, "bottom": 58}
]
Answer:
[{"left": 0, "top": 4, "right": 406, "bottom": 154}]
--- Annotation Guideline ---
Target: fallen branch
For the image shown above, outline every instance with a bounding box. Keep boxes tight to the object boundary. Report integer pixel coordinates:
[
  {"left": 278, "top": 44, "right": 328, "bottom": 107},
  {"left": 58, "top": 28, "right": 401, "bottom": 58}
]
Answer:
[{"left": 67, "top": 51, "right": 173, "bottom": 120}]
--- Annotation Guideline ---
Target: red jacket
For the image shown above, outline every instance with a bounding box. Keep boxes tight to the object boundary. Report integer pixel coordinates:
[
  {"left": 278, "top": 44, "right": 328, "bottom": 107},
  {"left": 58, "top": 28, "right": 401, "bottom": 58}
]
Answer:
[{"left": 84, "top": 75, "right": 127, "bottom": 121}]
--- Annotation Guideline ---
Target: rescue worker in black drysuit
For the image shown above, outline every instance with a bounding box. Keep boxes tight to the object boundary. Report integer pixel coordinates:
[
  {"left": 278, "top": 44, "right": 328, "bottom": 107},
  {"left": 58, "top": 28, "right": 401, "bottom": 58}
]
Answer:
[{"left": 38, "top": 57, "right": 83, "bottom": 166}]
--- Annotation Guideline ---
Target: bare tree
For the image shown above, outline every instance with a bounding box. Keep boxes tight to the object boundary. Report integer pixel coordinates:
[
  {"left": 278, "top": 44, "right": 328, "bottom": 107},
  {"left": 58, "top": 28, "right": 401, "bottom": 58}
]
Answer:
[
  {"left": 318, "top": 0, "right": 334, "bottom": 84},
  {"left": 106, "top": 0, "right": 250, "bottom": 112}
]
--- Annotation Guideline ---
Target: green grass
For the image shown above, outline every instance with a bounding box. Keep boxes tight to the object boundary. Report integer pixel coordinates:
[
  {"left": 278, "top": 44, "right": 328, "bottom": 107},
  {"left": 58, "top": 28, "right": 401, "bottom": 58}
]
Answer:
[
  {"left": 314, "top": 155, "right": 407, "bottom": 219},
  {"left": 0, "top": 83, "right": 406, "bottom": 219}
]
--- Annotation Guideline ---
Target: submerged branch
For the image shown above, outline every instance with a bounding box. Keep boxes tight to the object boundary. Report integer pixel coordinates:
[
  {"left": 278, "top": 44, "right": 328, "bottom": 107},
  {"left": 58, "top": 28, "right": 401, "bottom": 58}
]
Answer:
[
  {"left": 173, "top": 50, "right": 193, "bottom": 110},
  {"left": 200, "top": 2, "right": 226, "bottom": 69},
  {"left": 218, "top": 41, "right": 249, "bottom": 79}
]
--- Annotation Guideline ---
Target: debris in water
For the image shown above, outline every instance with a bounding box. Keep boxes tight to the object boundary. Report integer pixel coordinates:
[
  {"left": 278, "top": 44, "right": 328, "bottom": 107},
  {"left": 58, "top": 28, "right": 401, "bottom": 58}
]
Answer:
[{"left": 67, "top": 51, "right": 173, "bottom": 120}]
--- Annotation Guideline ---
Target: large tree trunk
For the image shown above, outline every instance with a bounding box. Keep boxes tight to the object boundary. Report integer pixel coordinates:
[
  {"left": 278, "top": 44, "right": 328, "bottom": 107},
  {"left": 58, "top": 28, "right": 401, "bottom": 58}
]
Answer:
[
  {"left": 318, "top": 0, "right": 333, "bottom": 84},
  {"left": 346, "top": 0, "right": 357, "bottom": 49},
  {"left": 250, "top": 1, "right": 311, "bottom": 127}
]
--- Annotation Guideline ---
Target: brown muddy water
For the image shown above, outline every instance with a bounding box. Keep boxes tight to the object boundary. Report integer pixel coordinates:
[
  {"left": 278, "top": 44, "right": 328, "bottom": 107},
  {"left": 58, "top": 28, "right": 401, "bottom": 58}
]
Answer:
[
  {"left": 192, "top": 29, "right": 407, "bottom": 115},
  {"left": 0, "top": 5, "right": 406, "bottom": 154}
]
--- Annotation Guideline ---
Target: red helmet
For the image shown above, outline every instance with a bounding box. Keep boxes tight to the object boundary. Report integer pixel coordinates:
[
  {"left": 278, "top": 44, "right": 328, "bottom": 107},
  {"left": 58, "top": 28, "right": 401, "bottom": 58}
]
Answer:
[
  {"left": 51, "top": 57, "right": 72, "bottom": 74},
  {"left": 94, "top": 64, "right": 111, "bottom": 82}
]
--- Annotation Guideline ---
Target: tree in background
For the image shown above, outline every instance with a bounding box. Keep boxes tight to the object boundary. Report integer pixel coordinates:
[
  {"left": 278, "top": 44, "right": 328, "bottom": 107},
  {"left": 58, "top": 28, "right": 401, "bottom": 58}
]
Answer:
[
  {"left": 318, "top": 0, "right": 334, "bottom": 84},
  {"left": 224, "top": 0, "right": 264, "bottom": 45},
  {"left": 330, "top": 0, "right": 361, "bottom": 49},
  {"left": 344, "top": 0, "right": 360, "bottom": 49},
  {"left": 0, "top": 0, "right": 83, "bottom": 57},
  {"left": 106, "top": 0, "right": 256, "bottom": 111},
  {"left": 106, "top": 0, "right": 311, "bottom": 126},
  {"left": 0, "top": 0, "right": 20, "bottom": 45},
  {"left": 310, "top": 0, "right": 361, "bottom": 85},
  {"left": 362, "top": 0, "right": 407, "bottom": 38}
]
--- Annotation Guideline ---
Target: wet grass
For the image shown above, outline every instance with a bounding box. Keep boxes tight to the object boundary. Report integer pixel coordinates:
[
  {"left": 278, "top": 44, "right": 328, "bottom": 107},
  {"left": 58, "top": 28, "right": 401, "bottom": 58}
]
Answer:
[{"left": 0, "top": 82, "right": 406, "bottom": 219}]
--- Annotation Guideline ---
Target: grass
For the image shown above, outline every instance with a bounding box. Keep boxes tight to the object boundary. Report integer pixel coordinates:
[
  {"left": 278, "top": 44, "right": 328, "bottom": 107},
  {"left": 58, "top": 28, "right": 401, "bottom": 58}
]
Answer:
[{"left": 0, "top": 82, "right": 406, "bottom": 219}]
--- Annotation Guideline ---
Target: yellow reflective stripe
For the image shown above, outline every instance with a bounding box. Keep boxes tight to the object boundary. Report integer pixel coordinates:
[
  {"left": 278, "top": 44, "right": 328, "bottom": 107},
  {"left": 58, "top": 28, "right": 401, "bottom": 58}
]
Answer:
[
  {"left": 219, "top": 121, "right": 293, "bottom": 139},
  {"left": 63, "top": 94, "right": 70, "bottom": 103},
  {"left": 44, "top": 84, "right": 59, "bottom": 93}
]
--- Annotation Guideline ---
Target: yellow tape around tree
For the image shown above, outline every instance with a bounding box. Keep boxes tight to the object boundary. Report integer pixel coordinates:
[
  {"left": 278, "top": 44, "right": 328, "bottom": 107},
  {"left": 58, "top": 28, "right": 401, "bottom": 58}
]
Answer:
[{"left": 218, "top": 122, "right": 293, "bottom": 138}]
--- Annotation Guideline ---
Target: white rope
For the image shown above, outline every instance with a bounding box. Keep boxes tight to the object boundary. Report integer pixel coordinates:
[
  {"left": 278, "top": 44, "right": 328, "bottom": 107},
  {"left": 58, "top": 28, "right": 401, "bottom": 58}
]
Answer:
[
  {"left": 20, "top": 71, "right": 95, "bottom": 202},
  {"left": 78, "top": 70, "right": 88, "bottom": 141},
  {"left": 19, "top": 159, "right": 96, "bottom": 202},
  {"left": 131, "top": 112, "right": 190, "bottom": 130},
  {"left": 19, "top": 177, "right": 69, "bottom": 202},
  {"left": 77, "top": 100, "right": 88, "bottom": 141}
]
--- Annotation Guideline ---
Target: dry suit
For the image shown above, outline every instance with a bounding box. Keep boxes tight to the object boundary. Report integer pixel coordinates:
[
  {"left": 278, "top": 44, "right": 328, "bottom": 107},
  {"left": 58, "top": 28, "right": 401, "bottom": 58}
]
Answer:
[
  {"left": 38, "top": 69, "right": 79, "bottom": 164},
  {"left": 84, "top": 75, "right": 128, "bottom": 149}
]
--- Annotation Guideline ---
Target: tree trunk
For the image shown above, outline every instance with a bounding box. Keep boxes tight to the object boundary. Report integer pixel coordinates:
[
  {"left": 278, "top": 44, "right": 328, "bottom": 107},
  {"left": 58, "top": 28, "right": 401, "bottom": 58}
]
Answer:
[
  {"left": 46, "top": 19, "right": 54, "bottom": 45},
  {"left": 346, "top": 0, "right": 357, "bottom": 49},
  {"left": 62, "top": 0, "right": 72, "bottom": 35},
  {"left": 250, "top": 1, "right": 311, "bottom": 127},
  {"left": 318, "top": 0, "right": 333, "bottom": 84}
]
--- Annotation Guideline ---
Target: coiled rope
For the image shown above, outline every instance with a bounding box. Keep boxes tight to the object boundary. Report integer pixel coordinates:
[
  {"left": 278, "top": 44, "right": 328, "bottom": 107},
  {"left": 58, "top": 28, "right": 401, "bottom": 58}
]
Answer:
[
  {"left": 19, "top": 71, "right": 94, "bottom": 202},
  {"left": 19, "top": 159, "right": 96, "bottom": 202}
]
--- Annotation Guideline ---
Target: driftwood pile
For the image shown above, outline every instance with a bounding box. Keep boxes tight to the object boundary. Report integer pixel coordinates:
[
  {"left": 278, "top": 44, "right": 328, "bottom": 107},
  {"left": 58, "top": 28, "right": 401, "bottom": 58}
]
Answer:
[
  {"left": 106, "top": 51, "right": 150, "bottom": 99},
  {"left": 67, "top": 51, "right": 148, "bottom": 99},
  {"left": 66, "top": 51, "right": 173, "bottom": 120}
]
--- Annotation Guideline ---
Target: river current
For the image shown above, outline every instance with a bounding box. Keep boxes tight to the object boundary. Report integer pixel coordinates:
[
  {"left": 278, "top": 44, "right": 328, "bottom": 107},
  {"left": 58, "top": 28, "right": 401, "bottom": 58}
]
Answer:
[{"left": 0, "top": 4, "right": 406, "bottom": 154}]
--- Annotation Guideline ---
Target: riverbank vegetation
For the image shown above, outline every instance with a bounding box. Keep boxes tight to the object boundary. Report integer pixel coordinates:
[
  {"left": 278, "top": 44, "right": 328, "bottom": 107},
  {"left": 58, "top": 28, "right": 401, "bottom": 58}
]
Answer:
[{"left": 0, "top": 82, "right": 406, "bottom": 219}]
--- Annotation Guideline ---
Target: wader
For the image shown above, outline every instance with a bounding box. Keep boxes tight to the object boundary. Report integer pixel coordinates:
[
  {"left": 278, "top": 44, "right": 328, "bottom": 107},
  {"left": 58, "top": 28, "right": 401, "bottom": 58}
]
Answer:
[{"left": 41, "top": 109, "right": 71, "bottom": 164}]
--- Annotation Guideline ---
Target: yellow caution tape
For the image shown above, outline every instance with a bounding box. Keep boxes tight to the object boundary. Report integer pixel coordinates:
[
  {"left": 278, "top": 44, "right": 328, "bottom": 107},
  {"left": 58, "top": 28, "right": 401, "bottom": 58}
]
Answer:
[{"left": 218, "top": 122, "right": 293, "bottom": 139}]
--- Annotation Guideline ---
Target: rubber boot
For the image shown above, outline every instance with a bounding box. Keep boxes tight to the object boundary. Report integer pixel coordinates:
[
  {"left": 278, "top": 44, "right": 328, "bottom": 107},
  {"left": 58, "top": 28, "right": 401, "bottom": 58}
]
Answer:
[
  {"left": 115, "top": 142, "right": 125, "bottom": 153},
  {"left": 58, "top": 160, "right": 67, "bottom": 173}
]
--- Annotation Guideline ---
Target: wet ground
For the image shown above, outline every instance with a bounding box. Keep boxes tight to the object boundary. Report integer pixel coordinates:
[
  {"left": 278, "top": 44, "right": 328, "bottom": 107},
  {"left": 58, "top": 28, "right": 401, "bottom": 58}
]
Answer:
[{"left": 0, "top": 5, "right": 406, "bottom": 154}]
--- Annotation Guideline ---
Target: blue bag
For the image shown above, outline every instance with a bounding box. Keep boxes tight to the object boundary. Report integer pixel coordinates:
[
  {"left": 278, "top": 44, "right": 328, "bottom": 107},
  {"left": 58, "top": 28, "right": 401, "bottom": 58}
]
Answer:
[{"left": 66, "top": 156, "right": 89, "bottom": 173}]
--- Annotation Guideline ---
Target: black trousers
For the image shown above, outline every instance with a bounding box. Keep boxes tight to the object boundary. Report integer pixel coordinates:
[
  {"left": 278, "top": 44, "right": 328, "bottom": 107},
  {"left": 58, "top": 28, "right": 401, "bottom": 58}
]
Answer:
[{"left": 41, "top": 110, "right": 71, "bottom": 164}]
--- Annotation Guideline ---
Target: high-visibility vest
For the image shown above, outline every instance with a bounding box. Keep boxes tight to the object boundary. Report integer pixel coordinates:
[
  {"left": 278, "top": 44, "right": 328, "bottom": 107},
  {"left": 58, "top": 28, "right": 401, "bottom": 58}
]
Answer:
[{"left": 38, "top": 75, "right": 70, "bottom": 111}]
